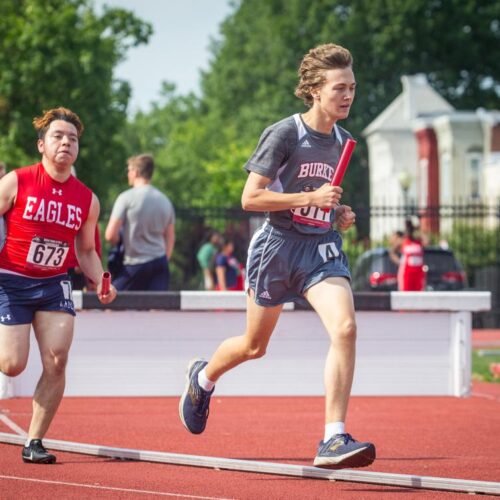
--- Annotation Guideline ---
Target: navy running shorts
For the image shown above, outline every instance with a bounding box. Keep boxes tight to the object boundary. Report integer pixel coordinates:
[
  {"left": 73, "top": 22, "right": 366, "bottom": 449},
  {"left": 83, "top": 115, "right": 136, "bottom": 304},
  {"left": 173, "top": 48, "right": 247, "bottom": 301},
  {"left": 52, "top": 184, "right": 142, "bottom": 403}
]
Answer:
[
  {"left": 0, "top": 273, "right": 75, "bottom": 325},
  {"left": 245, "top": 223, "right": 351, "bottom": 307}
]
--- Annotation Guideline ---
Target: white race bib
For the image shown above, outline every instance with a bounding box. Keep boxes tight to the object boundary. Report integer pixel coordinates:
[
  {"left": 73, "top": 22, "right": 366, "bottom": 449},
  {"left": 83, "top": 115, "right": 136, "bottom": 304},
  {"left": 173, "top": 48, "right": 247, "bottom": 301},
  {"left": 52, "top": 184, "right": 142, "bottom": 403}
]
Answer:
[
  {"left": 26, "top": 237, "right": 70, "bottom": 270},
  {"left": 291, "top": 205, "right": 331, "bottom": 228}
]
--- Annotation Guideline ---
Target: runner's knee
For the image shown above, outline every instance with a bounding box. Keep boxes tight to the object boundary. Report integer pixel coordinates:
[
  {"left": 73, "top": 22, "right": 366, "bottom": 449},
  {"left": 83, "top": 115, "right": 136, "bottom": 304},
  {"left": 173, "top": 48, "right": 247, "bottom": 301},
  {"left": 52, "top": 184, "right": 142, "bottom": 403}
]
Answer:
[
  {"left": 332, "top": 319, "right": 357, "bottom": 343},
  {"left": 0, "top": 358, "right": 27, "bottom": 377},
  {"left": 242, "top": 339, "right": 268, "bottom": 360},
  {"left": 41, "top": 350, "right": 69, "bottom": 375}
]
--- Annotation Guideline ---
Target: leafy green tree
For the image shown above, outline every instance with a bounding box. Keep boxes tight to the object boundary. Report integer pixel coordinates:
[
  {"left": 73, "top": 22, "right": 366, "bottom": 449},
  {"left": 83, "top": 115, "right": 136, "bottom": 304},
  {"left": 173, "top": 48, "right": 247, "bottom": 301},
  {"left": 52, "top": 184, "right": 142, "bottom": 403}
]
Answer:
[{"left": 0, "top": 0, "right": 152, "bottom": 202}]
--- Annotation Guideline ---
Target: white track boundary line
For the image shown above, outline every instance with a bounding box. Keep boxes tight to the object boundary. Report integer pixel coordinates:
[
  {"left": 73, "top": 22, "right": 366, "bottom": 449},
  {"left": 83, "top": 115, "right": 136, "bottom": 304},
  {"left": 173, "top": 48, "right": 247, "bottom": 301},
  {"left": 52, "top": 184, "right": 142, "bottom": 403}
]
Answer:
[
  {"left": 0, "top": 474, "right": 233, "bottom": 499},
  {"left": 0, "top": 415, "right": 28, "bottom": 437},
  {"left": 0, "top": 432, "right": 498, "bottom": 496}
]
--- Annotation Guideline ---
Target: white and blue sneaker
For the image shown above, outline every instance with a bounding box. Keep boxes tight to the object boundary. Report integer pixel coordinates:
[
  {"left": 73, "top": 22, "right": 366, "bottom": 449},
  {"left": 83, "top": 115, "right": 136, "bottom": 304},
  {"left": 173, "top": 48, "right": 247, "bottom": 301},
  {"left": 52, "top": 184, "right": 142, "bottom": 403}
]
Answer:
[
  {"left": 179, "top": 359, "right": 214, "bottom": 434},
  {"left": 313, "top": 433, "right": 376, "bottom": 468}
]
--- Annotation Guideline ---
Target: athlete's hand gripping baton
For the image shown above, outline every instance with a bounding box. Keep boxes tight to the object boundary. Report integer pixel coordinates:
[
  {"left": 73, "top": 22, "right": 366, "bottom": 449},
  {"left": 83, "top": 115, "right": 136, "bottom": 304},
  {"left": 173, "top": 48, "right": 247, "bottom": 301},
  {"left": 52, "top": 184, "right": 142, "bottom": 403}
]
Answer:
[
  {"left": 325, "top": 138, "right": 357, "bottom": 213},
  {"left": 101, "top": 271, "right": 111, "bottom": 295}
]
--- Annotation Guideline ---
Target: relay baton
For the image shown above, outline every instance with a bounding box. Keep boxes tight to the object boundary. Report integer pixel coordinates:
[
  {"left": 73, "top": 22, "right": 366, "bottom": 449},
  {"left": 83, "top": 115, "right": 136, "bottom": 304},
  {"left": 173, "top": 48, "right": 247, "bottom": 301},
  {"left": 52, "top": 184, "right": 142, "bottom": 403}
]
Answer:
[
  {"left": 331, "top": 138, "right": 357, "bottom": 186},
  {"left": 325, "top": 138, "right": 357, "bottom": 213},
  {"left": 101, "top": 271, "right": 111, "bottom": 295}
]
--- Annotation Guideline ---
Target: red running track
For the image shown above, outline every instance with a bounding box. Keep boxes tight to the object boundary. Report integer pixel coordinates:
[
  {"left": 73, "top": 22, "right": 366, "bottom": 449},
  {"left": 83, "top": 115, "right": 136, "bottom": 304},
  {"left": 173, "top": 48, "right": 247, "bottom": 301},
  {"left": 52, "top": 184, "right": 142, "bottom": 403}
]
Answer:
[{"left": 1, "top": 382, "right": 499, "bottom": 499}]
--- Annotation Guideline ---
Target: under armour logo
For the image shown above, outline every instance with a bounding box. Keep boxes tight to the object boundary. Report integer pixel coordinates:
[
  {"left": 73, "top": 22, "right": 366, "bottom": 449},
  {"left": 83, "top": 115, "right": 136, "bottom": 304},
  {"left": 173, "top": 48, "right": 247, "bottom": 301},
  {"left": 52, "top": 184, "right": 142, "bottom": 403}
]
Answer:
[
  {"left": 52, "top": 188, "right": 63, "bottom": 195},
  {"left": 0, "top": 314, "right": 11, "bottom": 322}
]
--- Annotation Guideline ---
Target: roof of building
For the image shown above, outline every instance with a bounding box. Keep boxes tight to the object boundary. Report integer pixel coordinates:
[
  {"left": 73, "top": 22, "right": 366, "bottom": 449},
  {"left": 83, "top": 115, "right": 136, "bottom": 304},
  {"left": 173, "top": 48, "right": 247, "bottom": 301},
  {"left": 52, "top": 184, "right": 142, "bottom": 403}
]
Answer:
[{"left": 362, "top": 74, "right": 454, "bottom": 136}]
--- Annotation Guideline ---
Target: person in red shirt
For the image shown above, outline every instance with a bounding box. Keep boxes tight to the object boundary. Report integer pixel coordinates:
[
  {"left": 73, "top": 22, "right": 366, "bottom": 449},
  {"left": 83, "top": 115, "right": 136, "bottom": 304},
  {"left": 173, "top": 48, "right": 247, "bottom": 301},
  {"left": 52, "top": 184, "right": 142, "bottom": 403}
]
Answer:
[
  {"left": 397, "top": 219, "right": 426, "bottom": 291},
  {"left": 0, "top": 107, "right": 116, "bottom": 464}
]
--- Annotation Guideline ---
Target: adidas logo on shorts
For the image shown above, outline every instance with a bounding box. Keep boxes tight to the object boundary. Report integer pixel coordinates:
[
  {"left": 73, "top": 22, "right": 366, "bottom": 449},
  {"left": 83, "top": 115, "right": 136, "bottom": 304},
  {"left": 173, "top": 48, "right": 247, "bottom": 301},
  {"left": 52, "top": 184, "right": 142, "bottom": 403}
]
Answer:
[
  {"left": 258, "top": 290, "right": 272, "bottom": 300},
  {"left": 301, "top": 139, "right": 312, "bottom": 148}
]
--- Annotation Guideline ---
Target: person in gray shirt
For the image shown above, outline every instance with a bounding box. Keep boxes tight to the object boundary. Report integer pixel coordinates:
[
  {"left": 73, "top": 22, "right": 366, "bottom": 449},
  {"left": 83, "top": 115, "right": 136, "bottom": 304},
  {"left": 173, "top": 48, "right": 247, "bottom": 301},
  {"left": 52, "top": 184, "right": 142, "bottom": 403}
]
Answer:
[
  {"left": 180, "top": 43, "right": 375, "bottom": 469},
  {"left": 105, "top": 154, "right": 175, "bottom": 290}
]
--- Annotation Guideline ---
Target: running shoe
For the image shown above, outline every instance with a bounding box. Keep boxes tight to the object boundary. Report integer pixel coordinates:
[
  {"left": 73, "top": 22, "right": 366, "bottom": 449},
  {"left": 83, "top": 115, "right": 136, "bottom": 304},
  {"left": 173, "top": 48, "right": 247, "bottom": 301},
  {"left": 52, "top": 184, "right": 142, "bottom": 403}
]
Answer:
[
  {"left": 313, "top": 433, "right": 375, "bottom": 468},
  {"left": 179, "top": 358, "right": 214, "bottom": 434},
  {"left": 22, "top": 439, "right": 56, "bottom": 464}
]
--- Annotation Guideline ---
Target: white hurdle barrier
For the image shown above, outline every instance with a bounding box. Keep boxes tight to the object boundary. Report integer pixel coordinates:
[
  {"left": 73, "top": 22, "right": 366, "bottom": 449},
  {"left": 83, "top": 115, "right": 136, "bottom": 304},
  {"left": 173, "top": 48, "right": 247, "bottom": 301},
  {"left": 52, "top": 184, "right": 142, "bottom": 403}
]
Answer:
[
  {"left": 0, "top": 291, "right": 491, "bottom": 398},
  {"left": 0, "top": 432, "right": 499, "bottom": 495}
]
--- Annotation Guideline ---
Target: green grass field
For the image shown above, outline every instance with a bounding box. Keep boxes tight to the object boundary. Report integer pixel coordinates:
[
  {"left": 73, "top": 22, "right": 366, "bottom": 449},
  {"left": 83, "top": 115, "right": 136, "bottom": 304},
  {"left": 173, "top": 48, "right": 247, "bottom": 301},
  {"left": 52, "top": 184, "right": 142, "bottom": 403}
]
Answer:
[{"left": 472, "top": 350, "right": 500, "bottom": 383}]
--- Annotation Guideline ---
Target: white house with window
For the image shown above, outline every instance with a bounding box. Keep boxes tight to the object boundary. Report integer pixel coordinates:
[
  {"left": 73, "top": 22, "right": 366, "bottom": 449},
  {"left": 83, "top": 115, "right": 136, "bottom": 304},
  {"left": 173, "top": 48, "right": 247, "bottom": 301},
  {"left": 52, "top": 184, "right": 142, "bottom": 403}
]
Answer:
[{"left": 363, "top": 74, "right": 500, "bottom": 241}]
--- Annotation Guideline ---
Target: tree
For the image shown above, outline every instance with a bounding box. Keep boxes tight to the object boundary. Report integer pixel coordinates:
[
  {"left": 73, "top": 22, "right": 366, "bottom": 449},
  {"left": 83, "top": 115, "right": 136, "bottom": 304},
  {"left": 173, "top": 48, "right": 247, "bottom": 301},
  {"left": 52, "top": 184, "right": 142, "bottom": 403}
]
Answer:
[
  {"left": 0, "top": 0, "right": 152, "bottom": 201},
  {"left": 200, "top": 0, "right": 500, "bottom": 206}
]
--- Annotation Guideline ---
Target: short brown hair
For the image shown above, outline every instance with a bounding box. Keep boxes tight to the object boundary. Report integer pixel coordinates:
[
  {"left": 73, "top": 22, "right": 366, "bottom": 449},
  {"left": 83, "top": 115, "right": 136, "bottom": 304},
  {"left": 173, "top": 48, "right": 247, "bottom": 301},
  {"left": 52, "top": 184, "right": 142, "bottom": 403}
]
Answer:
[
  {"left": 295, "top": 44, "right": 353, "bottom": 107},
  {"left": 33, "top": 107, "right": 84, "bottom": 139},
  {"left": 128, "top": 154, "right": 154, "bottom": 180}
]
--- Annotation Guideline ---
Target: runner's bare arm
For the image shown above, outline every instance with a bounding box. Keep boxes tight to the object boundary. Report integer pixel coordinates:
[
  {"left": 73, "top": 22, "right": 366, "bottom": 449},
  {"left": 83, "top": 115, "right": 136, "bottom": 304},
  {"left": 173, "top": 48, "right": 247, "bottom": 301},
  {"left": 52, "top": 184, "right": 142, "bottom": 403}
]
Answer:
[
  {"left": 0, "top": 172, "right": 18, "bottom": 216},
  {"left": 241, "top": 171, "right": 342, "bottom": 212},
  {"left": 75, "top": 194, "right": 116, "bottom": 302},
  {"left": 104, "top": 216, "right": 123, "bottom": 246},
  {"left": 164, "top": 222, "right": 175, "bottom": 260}
]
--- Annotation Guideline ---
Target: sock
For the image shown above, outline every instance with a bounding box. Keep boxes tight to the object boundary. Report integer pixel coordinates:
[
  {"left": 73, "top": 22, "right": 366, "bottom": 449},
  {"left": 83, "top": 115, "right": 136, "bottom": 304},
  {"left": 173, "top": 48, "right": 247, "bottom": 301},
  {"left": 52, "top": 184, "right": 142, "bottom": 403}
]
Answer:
[
  {"left": 324, "top": 422, "right": 345, "bottom": 442},
  {"left": 198, "top": 368, "right": 215, "bottom": 392}
]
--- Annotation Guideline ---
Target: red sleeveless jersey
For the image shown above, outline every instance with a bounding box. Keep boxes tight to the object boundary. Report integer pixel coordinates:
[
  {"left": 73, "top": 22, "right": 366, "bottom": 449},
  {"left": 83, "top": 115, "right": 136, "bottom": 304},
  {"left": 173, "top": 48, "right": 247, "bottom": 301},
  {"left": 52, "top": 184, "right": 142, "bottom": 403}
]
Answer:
[
  {"left": 397, "top": 237, "right": 426, "bottom": 291},
  {"left": 0, "top": 163, "right": 93, "bottom": 278}
]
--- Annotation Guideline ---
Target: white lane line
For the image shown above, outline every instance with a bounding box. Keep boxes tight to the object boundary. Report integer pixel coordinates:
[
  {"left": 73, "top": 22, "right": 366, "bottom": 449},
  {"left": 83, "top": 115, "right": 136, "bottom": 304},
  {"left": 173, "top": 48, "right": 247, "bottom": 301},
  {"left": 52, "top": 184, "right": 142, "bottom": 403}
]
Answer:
[
  {"left": 471, "top": 391, "right": 500, "bottom": 402},
  {"left": 0, "top": 414, "right": 28, "bottom": 436},
  {"left": 1, "top": 432, "right": 499, "bottom": 496},
  {"left": 0, "top": 475, "right": 235, "bottom": 499}
]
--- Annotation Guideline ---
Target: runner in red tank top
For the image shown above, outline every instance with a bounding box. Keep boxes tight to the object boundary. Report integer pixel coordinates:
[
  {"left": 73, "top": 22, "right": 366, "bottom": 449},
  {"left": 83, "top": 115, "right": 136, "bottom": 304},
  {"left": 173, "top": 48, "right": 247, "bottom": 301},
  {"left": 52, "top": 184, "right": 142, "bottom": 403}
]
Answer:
[
  {"left": 0, "top": 108, "right": 117, "bottom": 464},
  {"left": 397, "top": 219, "right": 426, "bottom": 291},
  {"left": 0, "top": 162, "right": 93, "bottom": 277}
]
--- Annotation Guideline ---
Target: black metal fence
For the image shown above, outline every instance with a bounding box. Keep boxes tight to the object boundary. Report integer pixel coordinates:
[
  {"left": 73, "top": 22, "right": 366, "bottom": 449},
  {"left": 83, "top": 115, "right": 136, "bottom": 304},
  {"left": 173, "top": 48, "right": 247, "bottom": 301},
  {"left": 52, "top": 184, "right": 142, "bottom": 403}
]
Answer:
[{"left": 166, "top": 202, "right": 500, "bottom": 326}]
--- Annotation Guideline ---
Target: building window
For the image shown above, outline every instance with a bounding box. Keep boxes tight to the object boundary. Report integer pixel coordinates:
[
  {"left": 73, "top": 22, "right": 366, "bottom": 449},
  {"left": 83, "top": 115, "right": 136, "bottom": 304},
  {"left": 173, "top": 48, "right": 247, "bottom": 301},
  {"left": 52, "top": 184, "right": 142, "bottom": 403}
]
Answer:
[
  {"left": 440, "top": 152, "right": 452, "bottom": 204},
  {"left": 467, "top": 153, "right": 482, "bottom": 200}
]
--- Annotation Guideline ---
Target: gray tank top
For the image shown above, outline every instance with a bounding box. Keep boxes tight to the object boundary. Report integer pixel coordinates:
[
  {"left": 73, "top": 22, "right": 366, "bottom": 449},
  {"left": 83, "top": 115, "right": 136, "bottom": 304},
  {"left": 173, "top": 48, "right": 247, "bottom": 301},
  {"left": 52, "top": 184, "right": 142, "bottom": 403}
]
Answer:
[{"left": 244, "top": 113, "right": 352, "bottom": 234}]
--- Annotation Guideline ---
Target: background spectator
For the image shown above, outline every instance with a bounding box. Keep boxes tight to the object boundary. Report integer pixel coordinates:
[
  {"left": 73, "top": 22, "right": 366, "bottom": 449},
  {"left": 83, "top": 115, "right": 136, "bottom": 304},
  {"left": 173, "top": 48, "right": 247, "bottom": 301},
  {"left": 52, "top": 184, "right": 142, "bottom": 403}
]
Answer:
[
  {"left": 397, "top": 219, "right": 426, "bottom": 291},
  {"left": 214, "top": 238, "right": 242, "bottom": 291},
  {"left": 105, "top": 154, "right": 175, "bottom": 291},
  {"left": 197, "top": 230, "right": 222, "bottom": 290}
]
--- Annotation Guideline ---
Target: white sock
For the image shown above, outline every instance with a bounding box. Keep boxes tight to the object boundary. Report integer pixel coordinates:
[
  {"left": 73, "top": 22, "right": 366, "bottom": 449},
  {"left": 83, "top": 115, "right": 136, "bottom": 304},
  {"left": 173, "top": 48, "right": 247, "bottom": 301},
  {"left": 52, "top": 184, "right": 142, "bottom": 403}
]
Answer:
[
  {"left": 198, "top": 368, "right": 215, "bottom": 392},
  {"left": 324, "top": 422, "right": 345, "bottom": 442}
]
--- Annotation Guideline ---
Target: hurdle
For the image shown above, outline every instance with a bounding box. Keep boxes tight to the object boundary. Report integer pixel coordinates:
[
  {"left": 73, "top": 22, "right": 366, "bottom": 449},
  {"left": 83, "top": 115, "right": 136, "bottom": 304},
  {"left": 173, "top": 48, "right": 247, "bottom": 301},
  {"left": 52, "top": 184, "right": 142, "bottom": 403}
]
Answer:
[{"left": 1, "top": 433, "right": 499, "bottom": 495}]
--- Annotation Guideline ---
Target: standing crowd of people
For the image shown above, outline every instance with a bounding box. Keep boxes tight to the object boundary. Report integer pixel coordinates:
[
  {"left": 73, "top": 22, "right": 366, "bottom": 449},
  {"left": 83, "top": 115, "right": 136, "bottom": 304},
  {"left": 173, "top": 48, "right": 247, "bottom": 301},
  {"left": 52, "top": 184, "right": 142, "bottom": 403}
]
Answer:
[{"left": 196, "top": 231, "right": 244, "bottom": 291}]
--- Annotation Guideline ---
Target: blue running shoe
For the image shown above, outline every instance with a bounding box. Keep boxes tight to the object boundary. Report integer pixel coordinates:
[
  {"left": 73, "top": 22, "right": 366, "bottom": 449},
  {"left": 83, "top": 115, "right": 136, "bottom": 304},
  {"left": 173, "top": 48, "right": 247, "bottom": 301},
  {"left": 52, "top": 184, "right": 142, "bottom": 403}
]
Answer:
[
  {"left": 313, "top": 433, "right": 376, "bottom": 468},
  {"left": 179, "top": 359, "right": 214, "bottom": 434}
]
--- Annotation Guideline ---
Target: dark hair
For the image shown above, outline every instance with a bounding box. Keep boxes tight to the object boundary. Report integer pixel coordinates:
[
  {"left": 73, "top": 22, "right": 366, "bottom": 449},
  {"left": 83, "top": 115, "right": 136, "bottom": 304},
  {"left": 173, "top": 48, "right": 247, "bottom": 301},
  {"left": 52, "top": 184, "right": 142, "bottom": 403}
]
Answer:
[{"left": 405, "top": 219, "right": 416, "bottom": 239}]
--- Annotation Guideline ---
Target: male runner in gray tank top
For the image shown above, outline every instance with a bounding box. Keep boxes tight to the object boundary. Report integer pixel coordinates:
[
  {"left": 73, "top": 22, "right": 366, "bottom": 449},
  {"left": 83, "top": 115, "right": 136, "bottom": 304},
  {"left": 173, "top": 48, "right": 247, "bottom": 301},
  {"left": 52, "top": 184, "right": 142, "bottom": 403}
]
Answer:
[{"left": 180, "top": 43, "right": 375, "bottom": 469}]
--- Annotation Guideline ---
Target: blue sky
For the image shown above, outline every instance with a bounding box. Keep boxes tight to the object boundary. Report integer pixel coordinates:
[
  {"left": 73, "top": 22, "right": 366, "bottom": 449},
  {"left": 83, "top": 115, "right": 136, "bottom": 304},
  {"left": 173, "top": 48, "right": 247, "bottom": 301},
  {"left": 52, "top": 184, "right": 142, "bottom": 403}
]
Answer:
[{"left": 93, "top": 0, "right": 234, "bottom": 113}]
